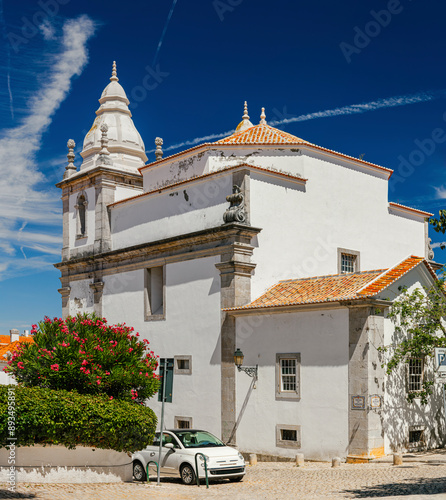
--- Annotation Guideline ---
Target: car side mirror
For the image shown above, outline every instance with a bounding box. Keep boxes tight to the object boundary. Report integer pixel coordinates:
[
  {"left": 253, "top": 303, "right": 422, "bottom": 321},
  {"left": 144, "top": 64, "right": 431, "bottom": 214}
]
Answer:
[{"left": 164, "top": 443, "right": 175, "bottom": 451}]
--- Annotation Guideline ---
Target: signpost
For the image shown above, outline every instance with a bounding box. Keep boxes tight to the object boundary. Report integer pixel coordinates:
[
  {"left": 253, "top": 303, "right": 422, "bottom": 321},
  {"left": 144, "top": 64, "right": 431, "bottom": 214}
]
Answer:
[
  {"left": 157, "top": 358, "right": 174, "bottom": 486},
  {"left": 434, "top": 348, "right": 446, "bottom": 427}
]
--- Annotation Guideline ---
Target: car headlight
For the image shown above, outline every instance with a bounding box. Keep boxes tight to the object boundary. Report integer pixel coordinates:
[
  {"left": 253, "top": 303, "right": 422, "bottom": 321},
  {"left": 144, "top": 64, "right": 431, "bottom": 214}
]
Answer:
[
  {"left": 198, "top": 454, "right": 210, "bottom": 462},
  {"left": 238, "top": 452, "right": 244, "bottom": 461}
]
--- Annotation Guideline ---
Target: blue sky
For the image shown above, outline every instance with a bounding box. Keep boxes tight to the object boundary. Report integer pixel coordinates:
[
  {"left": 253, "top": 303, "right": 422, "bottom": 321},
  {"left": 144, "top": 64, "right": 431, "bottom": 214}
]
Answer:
[{"left": 1, "top": 0, "right": 446, "bottom": 331}]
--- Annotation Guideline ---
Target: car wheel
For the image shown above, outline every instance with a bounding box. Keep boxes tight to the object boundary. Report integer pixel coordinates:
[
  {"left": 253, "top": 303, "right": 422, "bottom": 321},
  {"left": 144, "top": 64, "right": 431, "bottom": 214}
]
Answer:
[
  {"left": 133, "top": 460, "right": 147, "bottom": 482},
  {"left": 180, "top": 463, "right": 196, "bottom": 485},
  {"left": 229, "top": 475, "right": 244, "bottom": 482}
]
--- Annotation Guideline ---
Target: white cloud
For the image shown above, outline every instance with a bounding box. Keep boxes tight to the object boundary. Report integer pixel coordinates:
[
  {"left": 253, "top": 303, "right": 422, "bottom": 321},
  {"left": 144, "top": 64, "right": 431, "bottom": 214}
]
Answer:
[
  {"left": 0, "top": 15, "right": 96, "bottom": 281},
  {"left": 431, "top": 242, "right": 446, "bottom": 249},
  {"left": 156, "top": 90, "right": 443, "bottom": 154},
  {"left": 39, "top": 19, "right": 56, "bottom": 40},
  {"left": 434, "top": 185, "right": 446, "bottom": 200}
]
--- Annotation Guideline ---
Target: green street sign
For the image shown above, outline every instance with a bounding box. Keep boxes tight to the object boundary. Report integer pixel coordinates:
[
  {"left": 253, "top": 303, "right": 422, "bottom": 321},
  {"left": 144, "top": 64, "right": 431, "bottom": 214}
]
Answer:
[{"left": 158, "top": 358, "right": 174, "bottom": 403}]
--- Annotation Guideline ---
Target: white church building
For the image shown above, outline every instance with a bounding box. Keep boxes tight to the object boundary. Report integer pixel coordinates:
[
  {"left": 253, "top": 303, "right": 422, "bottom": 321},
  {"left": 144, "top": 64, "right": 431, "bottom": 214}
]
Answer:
[{"left": 55, "top": 63, "right": 445, "bottom": 462}]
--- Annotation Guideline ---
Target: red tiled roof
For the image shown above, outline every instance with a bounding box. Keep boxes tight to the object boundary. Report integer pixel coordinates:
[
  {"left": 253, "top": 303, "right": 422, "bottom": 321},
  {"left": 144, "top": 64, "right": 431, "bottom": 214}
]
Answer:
[
  {"left": 225, "top": 256, "right": 435, "bottom": 312},
  {"left": 0, "top": 337, "right": 33, "bottom": 361},
  {"left": 358, "top": 256, "right": 436, "bottom": 296},
  {"left": 389, "top": 202, "right": 433, "bottom": 218},
  {"left": 215, "top": 123, "right": 309, "bottom": 145}
]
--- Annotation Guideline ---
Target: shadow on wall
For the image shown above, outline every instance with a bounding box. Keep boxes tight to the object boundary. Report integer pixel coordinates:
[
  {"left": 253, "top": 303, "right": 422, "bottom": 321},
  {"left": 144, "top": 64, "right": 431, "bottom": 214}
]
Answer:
[{"left": 381, "top": 356, "right": 445, "bottom": 452}]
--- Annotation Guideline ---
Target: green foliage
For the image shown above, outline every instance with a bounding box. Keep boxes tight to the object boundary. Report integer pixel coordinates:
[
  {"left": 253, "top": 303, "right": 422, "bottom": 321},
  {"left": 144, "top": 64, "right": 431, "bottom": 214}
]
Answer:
[
  {"left": 430, "top": 210, "right": 446, "bottom": 246},
  {"left": 4, "top": 314, "right": 159, "bottom": 403},
  {"left": 379, "top": 281, "right": 446, "bottom": 404},
  {"left": 0, "top": 386, "right": 157, "bottom": 452}
]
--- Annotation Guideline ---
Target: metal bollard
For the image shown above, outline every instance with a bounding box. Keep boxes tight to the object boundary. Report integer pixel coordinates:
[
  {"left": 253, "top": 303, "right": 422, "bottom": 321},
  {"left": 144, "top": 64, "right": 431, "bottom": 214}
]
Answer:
[
  {"left": 332, "top": 457, "right": 341, "bottom": 468},
  {"left": 393, "top": 453, "right": 403, "bottom": 465},
  {"left": 249, "top": 454, "right": 257, "bottom": 466},
  {"left": 295, "top": 453, "right": 304, "bottom": 467}
]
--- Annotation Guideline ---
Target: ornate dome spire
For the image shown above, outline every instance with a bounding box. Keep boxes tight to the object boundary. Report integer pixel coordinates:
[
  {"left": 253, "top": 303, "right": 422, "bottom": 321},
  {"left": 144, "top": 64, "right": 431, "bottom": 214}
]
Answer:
[
  {"left": 79, "top": 61, "right": 147, "bottom": 173},
  {"left": 235, "top": 101, "right": 253, "bottom": 133}
]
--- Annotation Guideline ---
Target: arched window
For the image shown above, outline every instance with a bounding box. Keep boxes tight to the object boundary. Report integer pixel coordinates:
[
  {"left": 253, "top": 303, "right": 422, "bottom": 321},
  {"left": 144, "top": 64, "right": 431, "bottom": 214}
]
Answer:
[{"left": 76, "top": 192, "right": 88, "bottom": 238}]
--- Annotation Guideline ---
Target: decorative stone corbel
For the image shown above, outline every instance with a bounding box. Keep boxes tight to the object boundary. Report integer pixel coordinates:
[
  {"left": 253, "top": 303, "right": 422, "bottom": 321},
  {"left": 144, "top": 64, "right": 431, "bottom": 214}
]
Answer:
[{"left": 223, "top": 185, "right": 246, "bottom": 224}]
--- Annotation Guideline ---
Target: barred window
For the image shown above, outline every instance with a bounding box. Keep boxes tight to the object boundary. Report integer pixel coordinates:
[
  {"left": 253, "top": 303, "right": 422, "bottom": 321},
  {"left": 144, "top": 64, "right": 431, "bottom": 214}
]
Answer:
[
  {"left": 276, "top": 353, "right": 300, "bottom": 400},
  {"left": 407, "top": 358, "right": 424, "bottom": 392},
  {"left": 341, "top": 253, "right": 356, "bottom": 274}
]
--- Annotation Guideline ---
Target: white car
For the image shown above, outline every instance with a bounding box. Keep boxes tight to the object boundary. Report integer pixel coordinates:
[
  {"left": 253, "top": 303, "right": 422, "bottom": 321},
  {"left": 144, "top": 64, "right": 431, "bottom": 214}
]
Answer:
[{"left": 132, "top": 429, "right": 246, "bottom": 484}]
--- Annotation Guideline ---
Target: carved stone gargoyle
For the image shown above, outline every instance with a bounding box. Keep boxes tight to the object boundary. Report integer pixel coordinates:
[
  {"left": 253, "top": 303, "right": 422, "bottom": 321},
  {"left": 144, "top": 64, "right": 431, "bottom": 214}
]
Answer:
[{"left": 223, "top": 185, "right": 246, "bottom": 224}]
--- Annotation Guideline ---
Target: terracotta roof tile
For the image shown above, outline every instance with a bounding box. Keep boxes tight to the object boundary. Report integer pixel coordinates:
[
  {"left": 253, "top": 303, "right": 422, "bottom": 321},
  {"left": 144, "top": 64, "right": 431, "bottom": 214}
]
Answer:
[
  {"left": 389, "top": 202, "right": 433, "bottom": 217},
  {"left": 215, "top": 123, "right": 309, "bottom": 145},
  {"left": 0, "top": 337, "right": 33, "bottom": 362},
  {"left": 225, "top": 256, "right": 436, "bottom": 312}
]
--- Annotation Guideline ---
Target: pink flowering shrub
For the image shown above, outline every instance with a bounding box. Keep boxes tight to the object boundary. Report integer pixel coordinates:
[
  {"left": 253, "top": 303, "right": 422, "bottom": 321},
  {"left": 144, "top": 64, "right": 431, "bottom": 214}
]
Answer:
[{"left": 4, "top": 314, "right": 159, "bottom": 403}]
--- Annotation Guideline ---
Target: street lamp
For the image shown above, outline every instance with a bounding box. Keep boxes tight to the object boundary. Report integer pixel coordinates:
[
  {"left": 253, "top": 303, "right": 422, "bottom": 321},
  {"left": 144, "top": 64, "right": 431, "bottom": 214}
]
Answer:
[{"left": 233, "top": 348, "right": 258, "bottom": 378}]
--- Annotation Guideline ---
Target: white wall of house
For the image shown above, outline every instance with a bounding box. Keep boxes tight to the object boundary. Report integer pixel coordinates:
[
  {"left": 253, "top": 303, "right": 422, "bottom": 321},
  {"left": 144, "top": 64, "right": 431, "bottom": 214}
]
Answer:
[
  {"left": 68, "top": 279, "right": 94, "bottom": 316},
  {"left": 234, "top": 308, "right": 349, "bottom": 461},
  {"left": 110, "top": 175, "right": 231, "bottom": 250},
  {"left": 249, "top": 158, "right": 425, "bottom": 299},
  {"left": 0, "top": 364, "right": 15, "bottom": 385},
  {"left": 115, "top": 184, "right": 142, "bottom": 202},
  {"left": 378, "top": 267, "right": 446, "bottom": 453},
  {"left": 101, "top": 255, "right": 223, "bottom": 437}
]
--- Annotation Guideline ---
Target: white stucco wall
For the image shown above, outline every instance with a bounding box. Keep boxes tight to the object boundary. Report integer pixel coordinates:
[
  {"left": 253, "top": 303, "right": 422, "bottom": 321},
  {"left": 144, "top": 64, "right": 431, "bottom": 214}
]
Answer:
[
  {"left": 235, "top": 308, "right": 349, "bottom": 461},
  {"left": 69, "top": 186, "right": 95, "bottom": 249},
  {"left": 249, "top": 156, "right": 426, "bottom": 299},
  {"left": 115, "top": 184, "right": 142, "bottom": 202},
  {"left": 0, "top": 364, "right": 15, "bottom": 385},
  {"left": 101, "top": 255, "right": 222, "bottom": 437},
  {"left": 68, "top": 279, "right": 94, "bottom": 316},
  {"left": 110, "top": 174, "right": 231, "bottom": 250},
  {"left": 379, "top": 267, "right": 445, "bottom": 453}
]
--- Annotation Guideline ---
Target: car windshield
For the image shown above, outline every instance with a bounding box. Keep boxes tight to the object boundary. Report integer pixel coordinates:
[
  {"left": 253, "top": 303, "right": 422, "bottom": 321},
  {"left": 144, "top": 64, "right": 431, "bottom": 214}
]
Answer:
[{"left": 173, "top": 430, "right": 225, "bottom": 448}]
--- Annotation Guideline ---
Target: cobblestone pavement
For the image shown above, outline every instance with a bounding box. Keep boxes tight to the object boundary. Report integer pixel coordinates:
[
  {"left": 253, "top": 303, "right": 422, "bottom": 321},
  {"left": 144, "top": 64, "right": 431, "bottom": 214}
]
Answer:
[{"left": 1, "top": 459, "right": 446, "bottom": 500}]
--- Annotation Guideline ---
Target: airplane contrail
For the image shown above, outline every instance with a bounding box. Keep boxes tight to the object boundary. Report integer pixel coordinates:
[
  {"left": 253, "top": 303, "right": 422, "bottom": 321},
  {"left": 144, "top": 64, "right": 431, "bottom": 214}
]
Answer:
[
  {"left": 152, "top": 0, "right": 179, "bottom": 68},
  {"left": 151, "top": 90, "right": 443, "bottom": 154}
]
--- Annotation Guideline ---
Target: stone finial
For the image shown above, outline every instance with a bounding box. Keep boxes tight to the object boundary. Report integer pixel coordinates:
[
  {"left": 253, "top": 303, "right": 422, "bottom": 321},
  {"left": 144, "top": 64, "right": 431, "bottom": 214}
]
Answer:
[
  {"left": 428, "top": 237, "right": 435, "bottom": 261},
  {"left": 242, "top": 101, "right": 249, "bottom": 120},
  {"left": 63, "top": 139, "right": 77, "bottom": 179},
  {"left": 260, "top": 107, "right": 267, "bottom": 125},
  {"left": 155, "top": 137, "right": 163, "bottom": 161},
  {"left": 97, "top": 123, "right": 113, "bottom": 165},
  {"left": 110, "top": 60, "right": 119, "bottom": 82}
]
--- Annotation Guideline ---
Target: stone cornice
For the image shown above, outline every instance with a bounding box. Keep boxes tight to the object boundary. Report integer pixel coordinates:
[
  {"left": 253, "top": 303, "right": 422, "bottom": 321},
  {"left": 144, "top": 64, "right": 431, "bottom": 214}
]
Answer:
[
  {"left": 56, "top": 165, "right": 143, "bottom": 189},
  {"left": 54, "top": 223, "right": 262, "bottom": 278}
]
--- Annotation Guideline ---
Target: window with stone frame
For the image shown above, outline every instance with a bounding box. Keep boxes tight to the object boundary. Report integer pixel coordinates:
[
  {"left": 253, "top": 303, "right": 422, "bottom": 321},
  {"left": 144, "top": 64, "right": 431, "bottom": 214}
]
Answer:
[
  {"left": 276, "top": 424, "right": 301, "bottom": 448},
  {"left": 276, "top": 353, "right": 300, "bottom": 400},
  {"left": 337, "top": 248, "right": 360, "bottom": 274},
  {"left": 174, "top": 355, "right": 192, "bottom": 375},
  {"left": 75, "top": 192, "right": 88, "bottom": 238},
  {"left": 407, "top": 357, "right": 424, "bottom": 393},
  {"left": 144, "top": 266, "right": 165, "bottom": 320}
]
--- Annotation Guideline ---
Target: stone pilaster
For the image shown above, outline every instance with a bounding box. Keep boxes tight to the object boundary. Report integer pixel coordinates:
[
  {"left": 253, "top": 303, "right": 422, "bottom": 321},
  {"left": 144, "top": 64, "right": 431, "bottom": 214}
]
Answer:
[
  {"left": 347, "top": 306, "right": 385, "bottom": 462},
  {"left": 61, "top": 189, "right": 70, "bottom": 261},
  {"left": 94, "top": 177, "right": 116, "bottom": 254},
  {"left": 89, "top": 281, "right": 105, "bottom": 317},
  {"left": 58, "top": 286, "right": 71, "bottom": 319},
  {"left": 215, "top": 225, "right": 259, "bottom": 445}
]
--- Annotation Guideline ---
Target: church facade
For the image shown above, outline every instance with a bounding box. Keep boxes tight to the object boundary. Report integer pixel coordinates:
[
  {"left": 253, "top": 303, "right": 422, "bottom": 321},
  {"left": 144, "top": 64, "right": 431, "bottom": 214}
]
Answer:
[{"left": 55, "top": 63, "right": 444, "bottom": 461}]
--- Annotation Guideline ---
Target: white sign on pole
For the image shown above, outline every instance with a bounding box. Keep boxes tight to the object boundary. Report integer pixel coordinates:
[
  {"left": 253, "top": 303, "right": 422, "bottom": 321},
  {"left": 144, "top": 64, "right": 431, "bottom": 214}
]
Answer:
[{"left": 434, "top": 348, "right": 446, "bottom": 373}]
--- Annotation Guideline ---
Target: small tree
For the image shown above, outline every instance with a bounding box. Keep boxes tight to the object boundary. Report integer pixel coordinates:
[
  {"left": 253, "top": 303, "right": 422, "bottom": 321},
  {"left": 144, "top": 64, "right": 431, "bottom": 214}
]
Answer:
[
  {"left": 4, "top": 314, "right": 159, "bottom": 403},
  {"left": 381, "top": 280, "right": 446, "bottom": 403}
]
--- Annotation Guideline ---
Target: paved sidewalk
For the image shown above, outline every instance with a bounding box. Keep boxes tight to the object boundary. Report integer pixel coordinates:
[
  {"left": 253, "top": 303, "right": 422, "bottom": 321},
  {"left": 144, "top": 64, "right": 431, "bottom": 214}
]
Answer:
[{"left": 1, "top": 455, "right": 446, "bottom": 499}]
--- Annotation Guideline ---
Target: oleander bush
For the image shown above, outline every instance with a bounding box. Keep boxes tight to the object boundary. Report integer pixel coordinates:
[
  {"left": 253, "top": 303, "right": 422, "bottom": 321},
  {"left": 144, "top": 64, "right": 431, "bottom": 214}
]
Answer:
[
  {"left": 4, "top": 313, "right": 159, "bottom": 403},
  {"left": 0, "top": 386, "right": 157, "bottom": 452}
]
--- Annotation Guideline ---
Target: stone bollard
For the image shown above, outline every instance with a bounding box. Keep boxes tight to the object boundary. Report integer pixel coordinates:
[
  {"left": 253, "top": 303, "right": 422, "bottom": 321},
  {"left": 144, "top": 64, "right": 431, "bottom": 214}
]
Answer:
[
  {"left": 332, "top": 457, "right": 341, "bottom": 468},
  {"left": 295, "top": 453, "right": 304, "bottom": 467},
  {"left": 249, "top": 453, "right": 257, "bottom": 466},
  {"left": 393, "top": 453, "right": 403, "bottom": 465}
]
